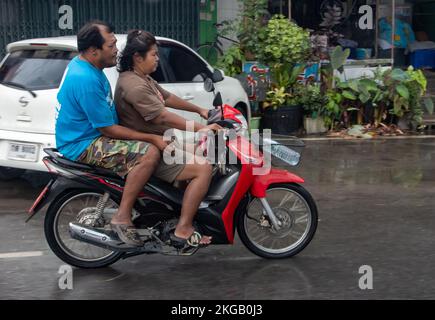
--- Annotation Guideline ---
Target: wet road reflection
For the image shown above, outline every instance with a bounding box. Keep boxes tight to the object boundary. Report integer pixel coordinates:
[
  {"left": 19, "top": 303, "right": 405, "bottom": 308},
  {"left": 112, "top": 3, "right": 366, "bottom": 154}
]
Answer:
[{"left": 1, "top": 138, "right": 435, "bottom": 299}]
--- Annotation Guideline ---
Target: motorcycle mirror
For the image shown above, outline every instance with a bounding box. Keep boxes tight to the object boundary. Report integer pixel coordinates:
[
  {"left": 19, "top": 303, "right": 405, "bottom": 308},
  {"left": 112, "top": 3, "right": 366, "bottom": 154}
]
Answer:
[
  {"left": 212, "top": 69, "right": 224, "bottom": 82},
  {"left": 213, "top": 92, "right": 223, "bottom": 108},
  {"left": 204, "top": 78, "right": 215, "bottom": 93}
]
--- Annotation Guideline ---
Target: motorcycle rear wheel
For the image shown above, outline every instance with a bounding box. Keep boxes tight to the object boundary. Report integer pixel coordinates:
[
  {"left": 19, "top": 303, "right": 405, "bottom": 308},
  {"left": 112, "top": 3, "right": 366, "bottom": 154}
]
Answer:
[
  {"left": 237, "top": 183, "right": 318, "bottom": 259},
  {"left": 44, "top": 190, "right": 124, "bottom": 268}
]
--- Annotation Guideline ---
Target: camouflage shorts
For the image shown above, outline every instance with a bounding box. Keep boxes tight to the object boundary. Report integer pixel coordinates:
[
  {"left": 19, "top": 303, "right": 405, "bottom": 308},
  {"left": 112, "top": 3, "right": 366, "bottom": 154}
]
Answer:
[{"left": 77, "top": 136, "right": 151, "bottom": 178}]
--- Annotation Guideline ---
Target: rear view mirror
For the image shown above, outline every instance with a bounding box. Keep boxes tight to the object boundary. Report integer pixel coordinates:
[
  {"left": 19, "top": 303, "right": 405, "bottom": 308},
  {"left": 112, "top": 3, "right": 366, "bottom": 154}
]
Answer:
[
  {"left": 212, "top": 69, "right": 224, "bottom": 82},
  {"left": 204, "top": 78, "right": 215, "bottom": 92}
]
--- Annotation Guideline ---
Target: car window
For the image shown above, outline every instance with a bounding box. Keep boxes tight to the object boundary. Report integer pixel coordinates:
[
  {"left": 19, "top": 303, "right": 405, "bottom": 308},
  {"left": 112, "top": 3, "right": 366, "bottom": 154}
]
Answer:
[
  {"left": 150, "top": 64, "right": 165, "bottom": 83},
  {"left": 0, "top": 49, "right": 77, "bottom": 90},
  {"left": 159, "top": 43, "right": 212, "bottom": 83}
]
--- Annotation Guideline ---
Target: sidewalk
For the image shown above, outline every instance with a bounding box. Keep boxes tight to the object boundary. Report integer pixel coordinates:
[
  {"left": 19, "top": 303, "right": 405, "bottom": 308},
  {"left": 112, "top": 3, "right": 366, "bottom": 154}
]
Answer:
[{"left": 271, "top": 132, "right": 435, "bottom": 143}]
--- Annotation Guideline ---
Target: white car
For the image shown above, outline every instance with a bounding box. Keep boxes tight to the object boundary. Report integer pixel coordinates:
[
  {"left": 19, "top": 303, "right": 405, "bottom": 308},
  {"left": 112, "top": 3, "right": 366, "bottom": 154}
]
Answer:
[{"left": 0, "top": 35, "right": 250, "bottom": 179}]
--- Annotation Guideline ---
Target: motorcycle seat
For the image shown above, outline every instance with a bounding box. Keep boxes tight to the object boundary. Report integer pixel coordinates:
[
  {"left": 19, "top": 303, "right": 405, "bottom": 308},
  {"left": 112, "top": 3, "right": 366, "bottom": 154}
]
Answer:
[{"left": 43, "top": 148, "right": 123, "bottom": 180}]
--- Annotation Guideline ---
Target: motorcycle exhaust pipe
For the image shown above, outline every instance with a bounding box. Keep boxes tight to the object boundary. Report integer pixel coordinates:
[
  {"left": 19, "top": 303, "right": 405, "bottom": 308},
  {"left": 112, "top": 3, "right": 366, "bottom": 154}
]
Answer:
[{"left": 69, "top": 222, "right": 140, "bottom": 252}]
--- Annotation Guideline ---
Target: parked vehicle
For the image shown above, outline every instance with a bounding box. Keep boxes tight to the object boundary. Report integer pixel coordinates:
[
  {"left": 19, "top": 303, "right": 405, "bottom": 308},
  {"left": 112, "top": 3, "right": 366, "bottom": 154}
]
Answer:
[
  {"left": 0, "top": 35, "right": 251, "bottom": 179},
  {"left": 26, "top": 80, "right": 318, "bottom": 268}
]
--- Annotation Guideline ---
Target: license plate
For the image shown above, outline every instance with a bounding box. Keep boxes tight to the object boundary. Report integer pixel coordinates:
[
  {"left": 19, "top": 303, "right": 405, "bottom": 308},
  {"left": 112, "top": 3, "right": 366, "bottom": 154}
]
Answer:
[{"left": 8, "top": 143, "right": 39, "bottom": 162}]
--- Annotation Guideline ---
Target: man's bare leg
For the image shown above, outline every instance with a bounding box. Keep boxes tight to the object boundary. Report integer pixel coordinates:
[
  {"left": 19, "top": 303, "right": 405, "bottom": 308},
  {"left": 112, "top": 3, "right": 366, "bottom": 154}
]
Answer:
[{"left": 111, "top": 145, "right": 160, "bottom": 225}]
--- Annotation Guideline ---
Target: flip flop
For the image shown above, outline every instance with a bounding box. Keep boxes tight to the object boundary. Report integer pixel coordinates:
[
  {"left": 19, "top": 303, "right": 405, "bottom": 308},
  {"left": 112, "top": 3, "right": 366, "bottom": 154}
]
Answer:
[
  {"left": 110, "top": 223, "right": 144, "bottom": 247},
  {"left": 170, "top": 230, "right": 210, "bottom": 249}
]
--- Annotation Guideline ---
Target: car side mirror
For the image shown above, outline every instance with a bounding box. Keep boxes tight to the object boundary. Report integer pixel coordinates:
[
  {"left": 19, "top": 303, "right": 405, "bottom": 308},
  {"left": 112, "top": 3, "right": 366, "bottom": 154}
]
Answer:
[
  {"left": 204, "top": 78, "right": 215, "bottom": 92},
  {"left": 212, "top": 69, "right": 224, "bottom": 82},
  {"left": 213, "top": 92, "right": 223, "bottom": 107}
]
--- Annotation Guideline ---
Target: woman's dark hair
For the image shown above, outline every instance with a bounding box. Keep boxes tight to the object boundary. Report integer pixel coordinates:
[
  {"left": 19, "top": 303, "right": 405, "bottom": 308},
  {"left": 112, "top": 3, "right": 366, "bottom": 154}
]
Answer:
[
  {"left": 117, "top": 30, "right": 157, "bottom": 73},
  {"left": 77, "top": 20, "right": 114, "bottom": 53}
]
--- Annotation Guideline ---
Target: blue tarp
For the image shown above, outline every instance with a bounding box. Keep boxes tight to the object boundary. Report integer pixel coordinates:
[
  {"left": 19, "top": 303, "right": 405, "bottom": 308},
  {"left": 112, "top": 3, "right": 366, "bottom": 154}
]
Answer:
[{"left": 379, "top": 17, "right": 416, "bottom": 48}]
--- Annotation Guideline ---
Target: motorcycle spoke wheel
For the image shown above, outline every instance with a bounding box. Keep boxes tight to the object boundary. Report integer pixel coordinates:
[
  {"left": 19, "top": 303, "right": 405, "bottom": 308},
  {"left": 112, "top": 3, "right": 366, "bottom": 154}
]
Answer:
[
  {"left": 238, "top": 184, "right": 318, "bottom": 258},
  {"left": 53, "top": 192, "right": 118, "bottom": 261}
]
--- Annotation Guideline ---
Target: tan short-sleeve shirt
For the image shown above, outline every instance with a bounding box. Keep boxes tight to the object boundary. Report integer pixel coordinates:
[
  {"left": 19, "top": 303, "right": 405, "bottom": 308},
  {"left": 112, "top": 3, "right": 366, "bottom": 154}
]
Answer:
[{"left": 114, "top": 71, "right": 172, "bottom": 135}]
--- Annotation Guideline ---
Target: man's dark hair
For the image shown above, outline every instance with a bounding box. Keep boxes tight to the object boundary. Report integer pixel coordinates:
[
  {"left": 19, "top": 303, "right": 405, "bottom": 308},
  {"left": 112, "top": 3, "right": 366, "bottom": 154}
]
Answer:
[
  {"left": 77, "top": 20, "right": 114, "bottom": 53},
  {"left": 118, "top": 30, "right": 157, "bottom": 73}
]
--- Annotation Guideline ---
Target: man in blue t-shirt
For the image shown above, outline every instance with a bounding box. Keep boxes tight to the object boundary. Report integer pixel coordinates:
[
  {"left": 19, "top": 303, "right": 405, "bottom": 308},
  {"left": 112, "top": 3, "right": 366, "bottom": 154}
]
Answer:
[{"left": 55, "top": 21, "right": 167, "bottom": 246}]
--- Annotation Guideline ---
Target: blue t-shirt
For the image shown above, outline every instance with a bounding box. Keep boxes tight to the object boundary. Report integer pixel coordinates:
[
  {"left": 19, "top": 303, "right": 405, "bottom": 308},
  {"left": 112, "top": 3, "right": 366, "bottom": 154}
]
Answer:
[{"left": 55, "top": 56, "right": 118, "bottom": 160}]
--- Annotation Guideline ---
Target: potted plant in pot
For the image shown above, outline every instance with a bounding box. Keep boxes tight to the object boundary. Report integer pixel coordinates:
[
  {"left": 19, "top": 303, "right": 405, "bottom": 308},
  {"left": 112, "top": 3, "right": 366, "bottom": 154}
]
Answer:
[
  {"left": 255, "top": 15, "right": 312, "bottom": 135},
  {"left": 256, "top": 15, "right": 311, "bottom": 69},
  {"left": 262, "top": 85, "right": 304, "bottom": 135},
  {"left": 261, "top": 64, "right": 307, "bottom": 135},
  {"left": 298, "top": 83, "right": 329, "bottom": 134},
  {"left": 248, "top": 101, "right": 262, "bottom": 132}
]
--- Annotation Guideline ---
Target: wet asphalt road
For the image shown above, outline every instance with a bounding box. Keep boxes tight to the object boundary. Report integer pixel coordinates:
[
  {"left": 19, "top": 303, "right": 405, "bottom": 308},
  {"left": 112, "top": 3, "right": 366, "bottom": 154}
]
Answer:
[{"left": 1, "top": 137, "right": 435, "bottom": 300}]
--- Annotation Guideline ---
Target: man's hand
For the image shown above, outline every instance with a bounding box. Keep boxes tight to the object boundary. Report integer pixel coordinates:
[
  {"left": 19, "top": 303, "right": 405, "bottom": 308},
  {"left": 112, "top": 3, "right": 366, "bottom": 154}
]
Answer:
[
  {"left": 198, "top": 108, "right": 209, "bottom": 120},
  {"left": 152, "top": 135, "right": 171, "bottom": 152}
]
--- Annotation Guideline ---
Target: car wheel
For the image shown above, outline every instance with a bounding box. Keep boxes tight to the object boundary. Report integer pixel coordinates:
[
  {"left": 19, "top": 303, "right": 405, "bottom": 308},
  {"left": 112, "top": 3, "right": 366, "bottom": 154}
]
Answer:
[{"left": 0, "top": 167, "right": 25, "bottom": 181}]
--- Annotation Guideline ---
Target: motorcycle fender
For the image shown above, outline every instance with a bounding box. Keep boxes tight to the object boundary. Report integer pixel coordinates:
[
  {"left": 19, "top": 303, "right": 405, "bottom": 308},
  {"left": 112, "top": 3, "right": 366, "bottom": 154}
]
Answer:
[
  {"left": 250, "top": 168, "right": 304, "bottom": 198},
  {"left": 25, "top": 178, "right": 91, "bottom": 222}
]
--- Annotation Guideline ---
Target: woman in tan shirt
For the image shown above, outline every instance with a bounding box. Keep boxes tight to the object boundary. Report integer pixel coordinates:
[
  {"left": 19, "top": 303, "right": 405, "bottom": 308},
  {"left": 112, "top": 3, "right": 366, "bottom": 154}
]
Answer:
[{"left": 115, "top": 30, "right": 221, "bottom": 248}]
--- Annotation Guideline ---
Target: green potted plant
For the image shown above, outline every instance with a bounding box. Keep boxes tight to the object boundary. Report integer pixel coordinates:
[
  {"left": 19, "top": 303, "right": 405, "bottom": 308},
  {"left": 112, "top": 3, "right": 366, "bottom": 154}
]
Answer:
[
  {"left": 380, "top": 67, "right": 432, "bottom": 130},
  {"left": 320, "top": 46, "right": 349, "bottom": 130},
  {"left": 255, "top": 15, "right": 312, "bottom": 135},
  {"left": 298, "top": 84, "right": 329, "bottom": 134},
  {"left": 261, "top": 86, "right": 303, "bottom": 135},
  {"left": 256, "top": 15, "right": 311, "bottom": 67},
  {"left": 322, "top": 47, "right": 434, "bottom": 132},
  {"left": 248, "top": 101, "right": 262, "bottom": 132},
  {"left": 262, "top": 65, "right": 307, "bottom": 135}
]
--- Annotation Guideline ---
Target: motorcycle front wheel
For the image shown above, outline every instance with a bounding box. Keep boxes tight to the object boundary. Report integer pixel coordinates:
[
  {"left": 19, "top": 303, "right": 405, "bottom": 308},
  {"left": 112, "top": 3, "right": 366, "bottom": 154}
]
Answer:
[
  {"left": 44, "top": 190, "right": 124, "bottom": 268},
  {"left": 238, "top": 183, "right": 318, "bottom": 259}
]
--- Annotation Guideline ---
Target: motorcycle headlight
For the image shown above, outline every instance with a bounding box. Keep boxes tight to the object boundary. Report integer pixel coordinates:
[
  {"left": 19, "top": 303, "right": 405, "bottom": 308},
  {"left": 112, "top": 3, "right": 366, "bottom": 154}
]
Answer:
[
  {"left": 232, "top": 120, "right": 250, "bottom": 139},
  {"left": 235, "top": 114, "right": 248, "bottom": 130}
]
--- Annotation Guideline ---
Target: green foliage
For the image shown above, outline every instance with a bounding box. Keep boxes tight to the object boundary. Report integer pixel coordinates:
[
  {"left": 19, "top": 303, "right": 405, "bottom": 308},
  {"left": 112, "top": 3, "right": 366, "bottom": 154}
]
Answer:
[
  {"left": 271, "top": 63, "right": 305, "bottom": 89},
  {"left": 323, "top": 89, "right": 343, "bottom": 130},
  {"left": 330, "top": 46, "right": 350, "bottom": 72},
  {"left": 321, "top": 46, "right": 350, "bottom": 91},
  {"left": 237, "top": 0, "right": 269, "bottom": 59},
  {"left": 215, "top": 45, "right": 244, "bottom": 77},
  {"left": 257, "top": 15, "right": 311, "bottom": 66},
  {"left": 382, "top": 66, "right": 428, "bottom": 127},
  {"left": 423, "top": 97, "right": 434, "bottom": 115},
  {"left": 264, "top": 65, "right": 308, "bottom": 110},
  {"left": 297, "top": 84, "right": 328, "bottom": 119},
  {"left": 263, "top": 87, "right": 292, "bottom": 110},
  {"left": 322, "top": 65, "right": 430, "bottom": 130}
]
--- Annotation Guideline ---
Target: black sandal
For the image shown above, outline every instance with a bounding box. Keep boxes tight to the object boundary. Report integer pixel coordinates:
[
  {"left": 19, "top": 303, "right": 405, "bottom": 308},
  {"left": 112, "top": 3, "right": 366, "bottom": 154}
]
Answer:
[{"left": 170, "top": 230, "right": 207, "bottom": 249}]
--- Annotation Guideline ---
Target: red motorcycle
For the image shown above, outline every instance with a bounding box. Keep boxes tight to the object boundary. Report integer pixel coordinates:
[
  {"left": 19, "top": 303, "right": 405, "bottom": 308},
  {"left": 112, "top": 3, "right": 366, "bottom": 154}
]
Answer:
[{"left": 27, "top": 79, "right": 318, "bottom": 269}]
